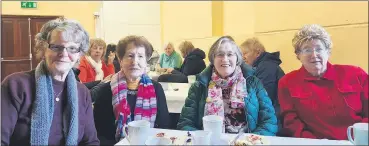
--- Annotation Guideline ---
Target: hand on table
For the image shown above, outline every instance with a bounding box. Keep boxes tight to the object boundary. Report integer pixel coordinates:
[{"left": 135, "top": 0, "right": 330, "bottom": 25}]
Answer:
[{"left": 166, "top": 68, "right": 174, "bottom": 74}]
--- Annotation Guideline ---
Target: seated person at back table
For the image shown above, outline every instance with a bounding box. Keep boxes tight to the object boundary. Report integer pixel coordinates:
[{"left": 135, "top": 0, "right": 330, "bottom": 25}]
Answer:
[
  {"left": 177, "top": 36, "right": 278, "bottom": 136},
  {"left": 240, "top": 37, "right": 285, "bottom": 129},
  {"left": 78, "top": 38, "right": 115, "bottom": 83},
  {"left": 156, "top": 42, "right": 182, "bottom": 73},
  {"left": 278, "top": 24, "right": 368, "bottom": 140},
  {"left": 93, "top": 35, "right": 170, "bottom": 145},
  {"left": 166, "top": 41, "right": 206, "bottom": 76}
]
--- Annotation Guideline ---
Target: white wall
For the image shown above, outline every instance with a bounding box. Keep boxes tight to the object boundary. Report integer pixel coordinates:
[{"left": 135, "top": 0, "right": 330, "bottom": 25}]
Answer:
[{"left": 100, "top": 1, "right": 161, "bottom": 50}]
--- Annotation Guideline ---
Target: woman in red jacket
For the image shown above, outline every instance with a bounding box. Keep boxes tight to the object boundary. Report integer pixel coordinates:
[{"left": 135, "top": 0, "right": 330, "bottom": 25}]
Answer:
[
  {"left": 278, "top": 24, "right": 368, "bottom": 140},
  {"left": 78, "top": 38, "right": 115, "bottom": 83}
]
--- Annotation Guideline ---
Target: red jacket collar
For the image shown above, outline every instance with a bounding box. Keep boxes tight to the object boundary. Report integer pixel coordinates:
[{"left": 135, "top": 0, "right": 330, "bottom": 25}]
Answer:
[{"left": 299, "top": 62, "right": 336, "bottom": 81}]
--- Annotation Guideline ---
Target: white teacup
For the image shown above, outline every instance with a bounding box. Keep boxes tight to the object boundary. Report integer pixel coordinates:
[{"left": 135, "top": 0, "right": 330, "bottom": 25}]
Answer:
[
  {"left": 123, "top": 120, "right": 150, "bottom": 145},
  {"left": 347, "top": 123, "right": 368, "bottom": 145},
  {"left": 145, "top": 136, "right": 172, "bottom": 145},
  {"left": 192, "top": 130, "right": 211, "bottom": 145},
  {"left": 202, "top": 115, "right": 224, "bottom": 145}
]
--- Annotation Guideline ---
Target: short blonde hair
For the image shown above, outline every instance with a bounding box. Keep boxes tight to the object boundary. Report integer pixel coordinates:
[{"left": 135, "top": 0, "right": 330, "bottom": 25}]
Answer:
[
  {"left": 292, "top": 24, "right": 332, "bottom": 54},
  {"left": 208, "top": 36, "right": 243, "bottom": 66},
  {"left": 240, "top": 37, "right": 265, "bottom": 53},
  {"left": 163, "top": 42, "right": 174, "bottom": 50},
  {"left": 87, "top": 38, "right": 107, "bottom": 59},
  {"left": 179, "top": 41, "right": 195, "bottom": 57}
]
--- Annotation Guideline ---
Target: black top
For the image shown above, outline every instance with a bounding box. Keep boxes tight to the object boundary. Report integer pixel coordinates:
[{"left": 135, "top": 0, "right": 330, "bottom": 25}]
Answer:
[
  {"left": 172, "top": 48, "right": 206, "bottom": 76},
  {"left": 252, "top": 51, "right": 285, "bottom": 121},
  {"left": 92, "top": 80, "right": 170, "bottom": 145},
  {"left": 127, "top": 90, "right": 137, "bottom": 120}
]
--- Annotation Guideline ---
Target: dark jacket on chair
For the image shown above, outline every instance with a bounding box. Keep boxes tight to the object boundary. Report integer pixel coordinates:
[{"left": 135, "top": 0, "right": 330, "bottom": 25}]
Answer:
[
  {"left": 172, "top": 48, "right": 206, "bottom": 76},
  {"left": 251, "top": 51, "right": 285, "bottom": 128}
]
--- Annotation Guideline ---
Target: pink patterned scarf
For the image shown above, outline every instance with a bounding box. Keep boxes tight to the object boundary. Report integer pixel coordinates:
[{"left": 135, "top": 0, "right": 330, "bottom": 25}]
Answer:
[
  {"left": 205, "top": 66, "right": 248, "bottom": 118},
  {"left": 110, "top": 71, "right": 157, "bottom": 140}
]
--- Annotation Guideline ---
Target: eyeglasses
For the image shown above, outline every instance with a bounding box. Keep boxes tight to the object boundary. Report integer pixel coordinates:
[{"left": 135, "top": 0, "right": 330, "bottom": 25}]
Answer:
[
  {"left": 48, "top": 44, "right": 81, "bottom": 54},
  {"left": 298, "top": 48, "right": 327, "bottom": 55}
]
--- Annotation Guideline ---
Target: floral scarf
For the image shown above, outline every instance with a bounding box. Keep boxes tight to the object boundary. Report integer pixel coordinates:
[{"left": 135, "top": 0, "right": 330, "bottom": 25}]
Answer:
[
  {"left": 110, "top": 71, "right": 157, "bottom": 140},
  {"left": 204, "top": 66, "right": 248, "bottom": 120}
]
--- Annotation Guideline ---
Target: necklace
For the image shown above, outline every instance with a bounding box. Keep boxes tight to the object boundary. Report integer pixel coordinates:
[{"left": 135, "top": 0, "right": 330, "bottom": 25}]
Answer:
[{"left": 54, "top": 90, "right": 63, "bottom": 102}]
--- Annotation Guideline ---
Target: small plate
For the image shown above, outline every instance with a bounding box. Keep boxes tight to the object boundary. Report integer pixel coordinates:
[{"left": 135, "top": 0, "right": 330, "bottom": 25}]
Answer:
[{"left": 230, "top": 134, "right": 270, "bottom": 145}]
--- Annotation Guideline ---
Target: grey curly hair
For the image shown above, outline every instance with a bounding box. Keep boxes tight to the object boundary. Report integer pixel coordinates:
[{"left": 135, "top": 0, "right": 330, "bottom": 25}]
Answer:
[
  {"left": 292, "top": 24, "right": 332, "bottom": 54},
  {"left": 208, "top": 36, "right": 243, "bottom": 66},
  {"left": 34, "top": 17, "right": 90, "bottom": 59}
]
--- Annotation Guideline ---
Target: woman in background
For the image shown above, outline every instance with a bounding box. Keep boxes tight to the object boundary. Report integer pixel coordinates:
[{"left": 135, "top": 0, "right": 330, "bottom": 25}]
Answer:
[
  {"left": 78, "top": 38, "right": 115, "bottom": 83},
  {"left": 166, "top": 41, "right": 206, "bottom": 76},
  {"left": 105, "top": 43, "right": 120, "bottom": 73},
  {"left": 156, "top": 42, "right": 182, "bottom": 73}
]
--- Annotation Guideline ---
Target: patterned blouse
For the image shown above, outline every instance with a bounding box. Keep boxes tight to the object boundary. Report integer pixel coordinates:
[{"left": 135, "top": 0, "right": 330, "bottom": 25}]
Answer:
[{"left": 222, "top": 88, "right": 247, "bottom": 133}]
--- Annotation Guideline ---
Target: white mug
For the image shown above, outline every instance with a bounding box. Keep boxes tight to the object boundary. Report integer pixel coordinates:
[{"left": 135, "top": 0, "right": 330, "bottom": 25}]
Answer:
[
  {"left": 202, "top": 115, "right": 224, "bottom": 145},
  {"left": 123, "top": 120, "right": 150, "bottom": 145},
  {"left": 192, "top": 130, "right": 211, "bottom": 145},
  {"left": 347, "top": 123, "right": 368, "bottom": 145}
]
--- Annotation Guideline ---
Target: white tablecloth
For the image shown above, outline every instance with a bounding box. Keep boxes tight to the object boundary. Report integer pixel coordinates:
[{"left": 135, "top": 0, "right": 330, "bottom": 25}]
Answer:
[
  {"left": 115, "top": 128, "right": 352, "bottom": 145},
  {"left": 159, "top": 82, "right": 190, "bottom": 113}
]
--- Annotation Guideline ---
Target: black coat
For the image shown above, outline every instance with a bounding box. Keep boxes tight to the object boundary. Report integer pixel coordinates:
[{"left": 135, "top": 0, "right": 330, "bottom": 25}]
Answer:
[
  {"left": 93, "top": 80, "right": 170, "bottom": 145},
  {"left": 252, "top": 51, "right": 285, "bottom": 117},
  {"left": 172, "top": 48, "right": 206, "bottom": 76}
]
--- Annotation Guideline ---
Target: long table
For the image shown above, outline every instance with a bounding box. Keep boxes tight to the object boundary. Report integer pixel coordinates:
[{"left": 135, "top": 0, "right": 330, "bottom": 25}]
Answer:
[
  {"left": 115, "top": 128, "right": 352, "bottom": 145},
  {"left": 159, "top": 82, "right": 190, "bottom": 113}
]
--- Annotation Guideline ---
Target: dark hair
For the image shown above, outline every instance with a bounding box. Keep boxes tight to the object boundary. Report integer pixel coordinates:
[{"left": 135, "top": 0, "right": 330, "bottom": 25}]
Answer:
[
  {"left": 104, "top": 43, "right": 117, "bottom": 64},
  {"left": 107, "top": 44, "right": 117, "bottom": 53},
  {"left": 116, "top": 35, "right": 153, "bottom": 61}
]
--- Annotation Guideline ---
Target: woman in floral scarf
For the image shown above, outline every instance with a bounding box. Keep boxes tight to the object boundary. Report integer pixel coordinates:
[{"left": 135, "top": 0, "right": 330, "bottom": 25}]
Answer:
[{"left": 177, "top": 36, "right": 278, "bottom": 136}]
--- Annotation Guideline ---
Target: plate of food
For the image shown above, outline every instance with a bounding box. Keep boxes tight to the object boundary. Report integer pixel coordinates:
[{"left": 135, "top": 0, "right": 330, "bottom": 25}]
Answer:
[
  {"left": 151, "top": 132, "right": 193, "bottom": 145},
  {"left": 230, "top": 134, "right": 270, "bottom": 145}
]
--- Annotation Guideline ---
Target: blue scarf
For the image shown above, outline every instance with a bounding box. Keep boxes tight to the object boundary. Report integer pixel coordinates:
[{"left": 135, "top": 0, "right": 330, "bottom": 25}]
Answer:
[{"left": 31, "top": 60, "right": 79, "bottom": 145}]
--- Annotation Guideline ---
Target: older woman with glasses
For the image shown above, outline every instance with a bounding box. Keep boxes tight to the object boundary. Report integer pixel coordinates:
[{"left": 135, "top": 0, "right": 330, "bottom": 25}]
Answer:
[
  {"left": 1, "top": 18, "right": 99, "bottom": 145},
  {"left": 177, "top": 36, "right": 278, "bottom": 135},
  {"left": 278, "top": 24, "right": 368, "bottom": 140}
]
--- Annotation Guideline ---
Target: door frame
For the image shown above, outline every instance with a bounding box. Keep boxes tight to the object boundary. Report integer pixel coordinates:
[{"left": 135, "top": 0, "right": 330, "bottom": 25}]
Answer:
[
  {"left": 1, "top": 15, "right": 61, "bottom": 81},
  {"left": 2, "top": 15, "right": 62, "bottom": 19}
]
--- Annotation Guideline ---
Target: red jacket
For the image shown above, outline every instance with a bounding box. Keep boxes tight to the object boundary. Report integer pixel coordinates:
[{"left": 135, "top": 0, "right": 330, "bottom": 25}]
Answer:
[
  {"left": 78, "top": 56, "right": 115, "bottom": 83},
  {"left": 278, "top": 62, "right": 368, "bottom": 140}
]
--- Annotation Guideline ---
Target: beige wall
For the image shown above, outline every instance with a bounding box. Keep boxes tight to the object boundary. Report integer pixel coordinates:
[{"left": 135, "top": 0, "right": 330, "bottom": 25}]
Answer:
[
  {"left": 2, "top": 1, "right": 101, "bottom": 37},
  {"left": 100, "top": 1, "right": 161, "bottom": 50},
  {"left": 161, "top": 1, "right": 212, "bottom": 57},
  {"left": 223, "top": 1, "right": 369, "bottom": 73}
]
